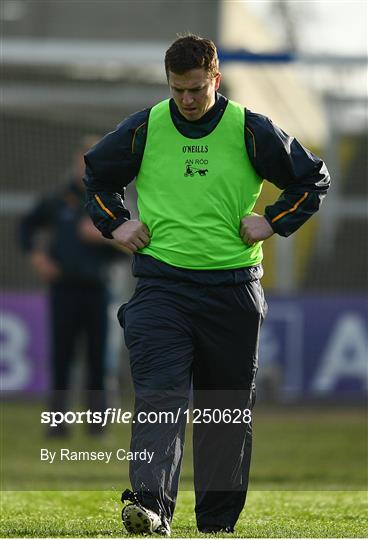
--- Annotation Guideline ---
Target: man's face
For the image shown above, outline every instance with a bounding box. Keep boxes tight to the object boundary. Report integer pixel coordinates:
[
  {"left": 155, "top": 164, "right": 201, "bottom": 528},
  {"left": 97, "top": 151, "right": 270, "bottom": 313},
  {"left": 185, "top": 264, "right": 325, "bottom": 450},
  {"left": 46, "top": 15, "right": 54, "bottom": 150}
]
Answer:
[{"left": 168, "top": 68, "right": 221, "bottom": 121}]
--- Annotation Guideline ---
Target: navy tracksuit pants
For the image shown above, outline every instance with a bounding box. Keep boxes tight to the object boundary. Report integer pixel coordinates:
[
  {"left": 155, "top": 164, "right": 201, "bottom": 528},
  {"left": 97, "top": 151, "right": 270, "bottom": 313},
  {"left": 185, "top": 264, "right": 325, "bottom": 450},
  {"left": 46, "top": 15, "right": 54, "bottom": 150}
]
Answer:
[
  {"left": 49, "top": 281, "right": 108, "bottom": 415},
  {"left": 119, "top": 275, "right": 267, "bottom": 530}
]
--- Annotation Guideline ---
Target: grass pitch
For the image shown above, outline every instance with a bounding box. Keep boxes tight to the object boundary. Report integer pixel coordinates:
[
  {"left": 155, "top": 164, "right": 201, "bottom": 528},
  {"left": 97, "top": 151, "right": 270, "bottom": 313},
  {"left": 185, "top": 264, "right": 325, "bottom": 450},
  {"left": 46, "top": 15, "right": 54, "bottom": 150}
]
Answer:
[
  {"left": 1, "top": 403, "right": 367, "bottom": 537},
  {"left": 1, "top": 490, "right": 366, "bottom": 537}
]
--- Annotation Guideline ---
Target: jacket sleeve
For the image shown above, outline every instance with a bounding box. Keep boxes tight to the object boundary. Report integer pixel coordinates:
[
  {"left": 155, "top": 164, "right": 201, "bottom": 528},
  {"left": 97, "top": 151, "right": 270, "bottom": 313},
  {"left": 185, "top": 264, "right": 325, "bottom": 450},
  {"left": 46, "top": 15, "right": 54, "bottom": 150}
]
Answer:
[
  {"left": 245, "top": 110, "right": 330, "bottom": 237},
  {"left": 19, "top": 196, "right": 57, "bottom": 252},
  {"left": 83, "top": 108, "right": 149, "bottom": 239}
]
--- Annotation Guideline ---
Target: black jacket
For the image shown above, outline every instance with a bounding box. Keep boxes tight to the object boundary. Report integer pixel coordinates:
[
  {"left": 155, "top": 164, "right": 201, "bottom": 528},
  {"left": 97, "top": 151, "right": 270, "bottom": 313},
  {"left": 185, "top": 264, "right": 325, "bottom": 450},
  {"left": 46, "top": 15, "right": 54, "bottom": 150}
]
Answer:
[
  {"left": 20, "top": 180, "right": 121, "bottom": 286},
  {"left": 83, "top": 94, "right": 330, "bottom": 284}
]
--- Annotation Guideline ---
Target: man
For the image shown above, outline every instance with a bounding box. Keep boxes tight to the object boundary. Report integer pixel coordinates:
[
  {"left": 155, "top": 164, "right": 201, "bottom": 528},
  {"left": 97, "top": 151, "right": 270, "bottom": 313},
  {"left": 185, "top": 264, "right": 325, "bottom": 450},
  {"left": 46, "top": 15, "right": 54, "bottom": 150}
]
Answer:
[
  {"left": 20, "top": 136, "right": 122, "bottom": 436},
  {"left": 84, "top": 35, "right": 330, "bottom": 535}
]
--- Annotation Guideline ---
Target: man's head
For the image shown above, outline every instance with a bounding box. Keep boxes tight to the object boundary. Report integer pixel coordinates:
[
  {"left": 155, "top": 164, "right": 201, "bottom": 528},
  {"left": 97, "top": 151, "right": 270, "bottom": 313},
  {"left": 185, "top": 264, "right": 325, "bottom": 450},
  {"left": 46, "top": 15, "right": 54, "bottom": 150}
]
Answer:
[
  {"left": 75, "top": 134, "right": 100, "bottom": 183},
  {"left": 165, "top": 34, "right": 221, "bottom": 121}
]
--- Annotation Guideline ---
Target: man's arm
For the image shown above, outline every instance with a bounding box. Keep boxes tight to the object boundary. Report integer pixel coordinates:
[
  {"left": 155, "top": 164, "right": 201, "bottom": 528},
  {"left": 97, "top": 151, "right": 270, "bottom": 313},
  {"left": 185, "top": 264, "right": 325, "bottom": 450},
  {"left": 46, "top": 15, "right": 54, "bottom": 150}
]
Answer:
[
  {"left": 243, "top": 110, "right": 330, "bottom": 242},
  {"left": 19, "top": 197, "right": 62, "bottom": 281},
  {"left": 83, "top": 108, "right": 151, "bottom": 250}
]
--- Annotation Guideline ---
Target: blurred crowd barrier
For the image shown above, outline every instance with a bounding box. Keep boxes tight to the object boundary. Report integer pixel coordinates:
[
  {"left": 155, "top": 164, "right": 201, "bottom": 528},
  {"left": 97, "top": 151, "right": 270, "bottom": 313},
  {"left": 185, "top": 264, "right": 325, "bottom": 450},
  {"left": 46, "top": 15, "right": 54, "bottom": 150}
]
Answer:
[{"left": 1, "top": 291, "right": 367, "bottom": 402}]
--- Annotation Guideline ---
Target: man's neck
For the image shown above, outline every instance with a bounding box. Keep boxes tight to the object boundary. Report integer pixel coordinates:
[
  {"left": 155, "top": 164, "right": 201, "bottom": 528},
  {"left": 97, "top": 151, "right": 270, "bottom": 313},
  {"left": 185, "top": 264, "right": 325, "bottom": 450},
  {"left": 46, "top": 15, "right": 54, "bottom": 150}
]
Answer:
[{"left": 168, "top": 93, "right": 228, "bottom": 139}]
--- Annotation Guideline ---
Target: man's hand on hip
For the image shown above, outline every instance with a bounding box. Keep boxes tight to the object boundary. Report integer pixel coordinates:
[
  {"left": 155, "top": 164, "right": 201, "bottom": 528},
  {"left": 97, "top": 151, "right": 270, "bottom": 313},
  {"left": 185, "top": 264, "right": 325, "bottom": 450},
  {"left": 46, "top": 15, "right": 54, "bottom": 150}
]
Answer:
[
  {"left": 112, "top": 220, "right": 150, "bottom": 253},
  {"left": 240, "top": 214, "right": 274, "bottom": 245}
]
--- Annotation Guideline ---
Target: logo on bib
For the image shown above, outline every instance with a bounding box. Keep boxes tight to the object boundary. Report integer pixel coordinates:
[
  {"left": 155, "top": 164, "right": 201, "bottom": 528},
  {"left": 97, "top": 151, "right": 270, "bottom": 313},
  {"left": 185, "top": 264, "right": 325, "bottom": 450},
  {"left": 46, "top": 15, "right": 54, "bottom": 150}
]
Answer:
[{"left": 184, "top": 159, "right": 209, "bottom": 178}]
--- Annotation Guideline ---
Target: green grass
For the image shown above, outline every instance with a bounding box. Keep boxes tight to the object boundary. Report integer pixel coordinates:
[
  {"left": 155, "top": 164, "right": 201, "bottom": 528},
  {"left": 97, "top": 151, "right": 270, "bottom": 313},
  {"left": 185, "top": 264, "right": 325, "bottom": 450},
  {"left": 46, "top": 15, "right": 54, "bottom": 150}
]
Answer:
[
  {"left": 1, "top": 403, "right": 367, "bottom": 537},
  {"left": 1, "top": 490, "right": 367, "bottom": 537}
]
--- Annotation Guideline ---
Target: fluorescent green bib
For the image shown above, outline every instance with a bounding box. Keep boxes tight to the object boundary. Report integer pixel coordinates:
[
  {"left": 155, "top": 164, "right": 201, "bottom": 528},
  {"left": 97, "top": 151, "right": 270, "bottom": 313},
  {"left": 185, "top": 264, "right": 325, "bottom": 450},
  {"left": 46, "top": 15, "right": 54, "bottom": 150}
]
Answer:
[{"left": 136, "top": 99, "right": 263, "bottom": 269}]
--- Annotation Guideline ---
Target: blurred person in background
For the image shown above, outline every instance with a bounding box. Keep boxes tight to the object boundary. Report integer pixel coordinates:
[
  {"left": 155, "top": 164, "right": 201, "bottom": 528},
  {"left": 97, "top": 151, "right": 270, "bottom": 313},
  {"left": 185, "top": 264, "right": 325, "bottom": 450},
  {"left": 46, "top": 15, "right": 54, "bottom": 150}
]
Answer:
[
  {"left": 84, "top": 35, "right": 330, "bottom": 535},
  {"left": 20, "top": 136, "right": 123, "bottom": 437}
]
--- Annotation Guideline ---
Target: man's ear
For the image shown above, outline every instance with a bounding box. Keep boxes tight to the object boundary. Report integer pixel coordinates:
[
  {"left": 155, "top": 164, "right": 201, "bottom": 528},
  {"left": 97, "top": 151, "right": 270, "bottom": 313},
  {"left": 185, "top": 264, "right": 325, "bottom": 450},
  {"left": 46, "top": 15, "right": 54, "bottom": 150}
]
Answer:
[{"left": 214, "top": 72, "right": 222, "bottom": 91}]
